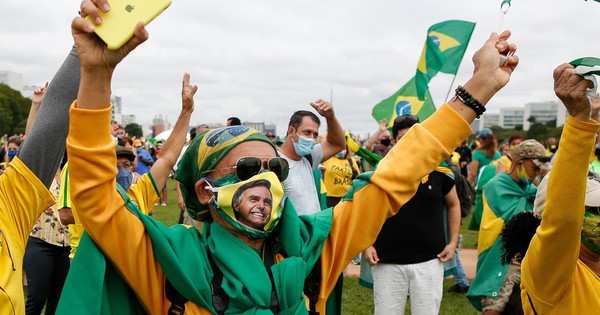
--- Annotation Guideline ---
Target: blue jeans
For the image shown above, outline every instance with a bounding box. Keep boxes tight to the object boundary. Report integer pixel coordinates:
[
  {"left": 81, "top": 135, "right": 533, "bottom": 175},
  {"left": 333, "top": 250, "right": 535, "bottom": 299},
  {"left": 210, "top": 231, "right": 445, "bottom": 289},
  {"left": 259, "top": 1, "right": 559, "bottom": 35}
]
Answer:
[{"left": 453, "top": 252, "right": 470, "bottom": 287}]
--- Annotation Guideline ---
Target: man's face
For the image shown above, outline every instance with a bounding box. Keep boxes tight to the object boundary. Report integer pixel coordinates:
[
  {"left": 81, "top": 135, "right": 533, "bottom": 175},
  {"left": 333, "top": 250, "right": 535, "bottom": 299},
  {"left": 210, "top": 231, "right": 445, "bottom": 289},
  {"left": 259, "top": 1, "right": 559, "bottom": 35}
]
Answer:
[
  {"left": 117, "top": 157, "right": 133, "bottom": 172},
  {"left": 236, "top": 185, "right": 273, "bottom": 230},
  {"left": 394, "top": 128, "right": 410, "bottom": 143},
  {"left": 378, "top": 130, "right": 392, "bottom": 147},
  {"left": 519, "top": 159, "right": 541, "bottom": 179},
  {"left": 291, "top": 116, "right": 319, "bottom": 141}
]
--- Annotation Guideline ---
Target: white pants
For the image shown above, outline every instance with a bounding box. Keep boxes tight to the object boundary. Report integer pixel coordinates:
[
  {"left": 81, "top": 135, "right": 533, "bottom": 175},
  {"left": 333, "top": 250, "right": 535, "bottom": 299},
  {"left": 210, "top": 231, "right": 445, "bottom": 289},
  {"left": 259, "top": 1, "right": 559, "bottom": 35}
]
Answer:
[{"left": 372, "top": 258, "right": 443, "bottom": 315}]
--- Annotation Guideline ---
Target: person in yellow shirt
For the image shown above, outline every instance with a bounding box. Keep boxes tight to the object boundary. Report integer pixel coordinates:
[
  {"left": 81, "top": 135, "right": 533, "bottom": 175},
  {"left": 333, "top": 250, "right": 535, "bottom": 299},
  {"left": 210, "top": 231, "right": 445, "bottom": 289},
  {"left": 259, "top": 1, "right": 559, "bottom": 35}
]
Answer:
[
  {"left": 57, "top": 1, "right": 519, "bottom": 314},
  {"left": 521, "top": 63, "right": 600, "bottom": 314},
  {"left": 322, "top": 143, "right": 360, "bottom": 208}
]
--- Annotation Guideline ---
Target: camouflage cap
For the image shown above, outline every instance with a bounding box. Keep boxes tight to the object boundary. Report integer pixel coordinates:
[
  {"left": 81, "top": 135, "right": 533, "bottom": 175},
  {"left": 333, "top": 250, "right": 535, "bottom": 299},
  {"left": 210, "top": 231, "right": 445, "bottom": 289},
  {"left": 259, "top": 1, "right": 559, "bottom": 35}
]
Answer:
[{"left": 511, "top": 139, "right": 551, "bottom": 170}]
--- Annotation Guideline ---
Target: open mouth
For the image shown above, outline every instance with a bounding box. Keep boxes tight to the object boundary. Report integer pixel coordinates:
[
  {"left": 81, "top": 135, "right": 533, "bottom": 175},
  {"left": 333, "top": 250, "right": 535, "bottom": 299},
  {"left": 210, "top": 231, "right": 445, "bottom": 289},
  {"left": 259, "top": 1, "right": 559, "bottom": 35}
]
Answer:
[{"left": 250, "top": 211, "right": 266, "bottom": 219}]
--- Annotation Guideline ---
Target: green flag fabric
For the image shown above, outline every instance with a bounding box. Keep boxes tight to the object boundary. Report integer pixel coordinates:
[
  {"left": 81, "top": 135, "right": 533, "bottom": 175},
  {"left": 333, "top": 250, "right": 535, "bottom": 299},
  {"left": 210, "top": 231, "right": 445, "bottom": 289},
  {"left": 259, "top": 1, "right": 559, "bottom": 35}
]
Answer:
[
  {"left": 415, "top": 20, "right": 476, "bottom": 100},
  {"left": 372, "top": 76, "right": 436, "bottom": 129}
]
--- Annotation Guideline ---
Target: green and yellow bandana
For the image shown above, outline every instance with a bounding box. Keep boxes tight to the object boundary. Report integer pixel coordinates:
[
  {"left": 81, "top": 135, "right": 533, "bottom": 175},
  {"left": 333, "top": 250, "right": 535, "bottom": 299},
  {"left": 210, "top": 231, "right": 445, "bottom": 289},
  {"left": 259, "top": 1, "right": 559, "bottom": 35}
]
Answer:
[{"left": 175, "top": 126, "right": 276, "bottom": 221}]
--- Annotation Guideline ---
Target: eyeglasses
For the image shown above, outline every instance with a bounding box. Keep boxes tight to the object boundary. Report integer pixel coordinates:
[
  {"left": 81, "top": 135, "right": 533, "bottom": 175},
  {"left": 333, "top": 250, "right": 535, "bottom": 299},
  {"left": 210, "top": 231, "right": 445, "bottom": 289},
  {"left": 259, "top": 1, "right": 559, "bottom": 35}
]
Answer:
[{"left": 202, "top": 157, "right": 289, "bottom": 181}]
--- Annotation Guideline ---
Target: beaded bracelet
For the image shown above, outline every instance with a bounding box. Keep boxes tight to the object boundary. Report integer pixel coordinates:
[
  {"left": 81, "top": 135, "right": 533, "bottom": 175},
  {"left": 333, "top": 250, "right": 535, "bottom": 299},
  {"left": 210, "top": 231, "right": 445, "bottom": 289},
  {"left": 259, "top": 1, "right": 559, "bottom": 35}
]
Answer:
[{"left": 454, "top": 86, "right": 486, "bottom": 118}]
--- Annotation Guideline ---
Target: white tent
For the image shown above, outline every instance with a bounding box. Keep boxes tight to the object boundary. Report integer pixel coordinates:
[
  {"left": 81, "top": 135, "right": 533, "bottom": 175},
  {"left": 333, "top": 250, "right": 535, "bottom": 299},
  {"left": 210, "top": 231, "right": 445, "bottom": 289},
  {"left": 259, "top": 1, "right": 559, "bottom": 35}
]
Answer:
[{"left": 154, "top": 129, "right": 190, "bottom": 141}]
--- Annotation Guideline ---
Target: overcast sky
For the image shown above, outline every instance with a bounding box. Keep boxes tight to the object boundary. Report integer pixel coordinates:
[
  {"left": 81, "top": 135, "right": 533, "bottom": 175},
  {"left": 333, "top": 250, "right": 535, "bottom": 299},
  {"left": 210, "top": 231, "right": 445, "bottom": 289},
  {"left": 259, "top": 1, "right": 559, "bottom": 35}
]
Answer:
[{"left": 2, "top": 0, "right": 600, "bottom": 137}]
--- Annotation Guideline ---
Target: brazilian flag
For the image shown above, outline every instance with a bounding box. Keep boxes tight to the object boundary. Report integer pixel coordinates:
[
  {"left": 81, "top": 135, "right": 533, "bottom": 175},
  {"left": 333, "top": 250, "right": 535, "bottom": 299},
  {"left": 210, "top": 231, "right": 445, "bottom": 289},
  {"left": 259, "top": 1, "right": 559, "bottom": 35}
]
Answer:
[
  {"left": 415, "top": 20, "right": 476, "bottom": 100},
  {"left": 371, "top": 76, "right": 436, "bottom": 129}
]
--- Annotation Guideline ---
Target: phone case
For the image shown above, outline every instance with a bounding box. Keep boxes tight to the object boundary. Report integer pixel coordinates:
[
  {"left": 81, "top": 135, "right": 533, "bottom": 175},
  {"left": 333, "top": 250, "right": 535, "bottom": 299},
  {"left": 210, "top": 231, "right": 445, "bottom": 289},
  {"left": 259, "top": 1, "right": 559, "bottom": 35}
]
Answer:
[{"left": 86, "top": 0, "right": 172, "bottom": 50}]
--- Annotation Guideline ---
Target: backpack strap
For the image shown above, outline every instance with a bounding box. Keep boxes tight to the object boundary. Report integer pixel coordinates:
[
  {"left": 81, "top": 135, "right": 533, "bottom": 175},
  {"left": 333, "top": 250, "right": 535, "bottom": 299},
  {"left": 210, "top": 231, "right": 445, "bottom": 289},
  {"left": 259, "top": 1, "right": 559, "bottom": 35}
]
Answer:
[
  {"left": 304, "top": 153, "right": 313, "bottom": 167},
  {"left": 526, "top": 292, "right": 539, "bottom": 315},
  {"left": 303, "top": 260, "right": 321, "bottom": 315},
  {"left": 166, "top": 279, "right": 187, "bottom": 315},
  {"left": 208, "top": 253, "right": 228, "bottom": 315}
]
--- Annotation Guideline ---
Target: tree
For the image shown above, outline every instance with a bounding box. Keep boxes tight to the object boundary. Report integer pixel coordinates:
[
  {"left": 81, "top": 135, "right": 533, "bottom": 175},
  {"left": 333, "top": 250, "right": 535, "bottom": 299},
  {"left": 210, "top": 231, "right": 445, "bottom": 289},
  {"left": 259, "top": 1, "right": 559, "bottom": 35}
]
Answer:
[
  {"left": 0, "top": 83, "right": 31, "bottom": 135},
  {"left": 125, "top": 123, "right": 143, "bottom": 138},
  {"left": 526, "top": 123, "right": 548, "bottom": 141}
]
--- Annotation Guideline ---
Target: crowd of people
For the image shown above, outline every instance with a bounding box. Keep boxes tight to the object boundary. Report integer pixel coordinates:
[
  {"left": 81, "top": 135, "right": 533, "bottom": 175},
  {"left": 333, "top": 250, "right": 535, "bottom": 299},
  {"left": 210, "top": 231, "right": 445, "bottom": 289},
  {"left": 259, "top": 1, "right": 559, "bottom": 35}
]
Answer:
[{"left": 1, "top": 1, "right": 600, "bottom": 314}]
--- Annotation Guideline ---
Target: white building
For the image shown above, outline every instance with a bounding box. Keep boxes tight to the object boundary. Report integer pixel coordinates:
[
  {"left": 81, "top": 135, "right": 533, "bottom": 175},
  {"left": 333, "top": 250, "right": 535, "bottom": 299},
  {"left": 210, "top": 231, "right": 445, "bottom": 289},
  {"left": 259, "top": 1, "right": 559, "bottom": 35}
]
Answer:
[
  {"left": 481, "top": 113, "right": 500, "bottom": 129},
  {"left": 499, "top": 107, "right": 525, "bottom": 129},
  {"left": 0, "top": 71, "right": 23, "bottom": 91},
  {"left": 523, "top": 101, "right": 566, "bottom": 130},
  {"left": 111, "top": 96, "right": 122, "bottom": 124}
]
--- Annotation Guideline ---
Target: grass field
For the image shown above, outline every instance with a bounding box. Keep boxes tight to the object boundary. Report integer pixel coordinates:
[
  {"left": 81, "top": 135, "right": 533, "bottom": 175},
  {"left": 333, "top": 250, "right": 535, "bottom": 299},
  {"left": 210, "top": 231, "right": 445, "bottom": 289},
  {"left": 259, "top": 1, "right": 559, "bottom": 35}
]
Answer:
[{"left": 151, "top": 178, "right": 480, "bottom": 314}]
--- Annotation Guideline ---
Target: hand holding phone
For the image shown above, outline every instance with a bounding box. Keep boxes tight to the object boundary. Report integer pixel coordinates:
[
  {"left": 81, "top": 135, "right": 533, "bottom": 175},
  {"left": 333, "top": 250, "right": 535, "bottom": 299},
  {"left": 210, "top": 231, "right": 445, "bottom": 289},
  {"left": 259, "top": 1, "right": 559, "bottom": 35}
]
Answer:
[{"left": 85, "top": 0, "right": 172, "bottom": 50}]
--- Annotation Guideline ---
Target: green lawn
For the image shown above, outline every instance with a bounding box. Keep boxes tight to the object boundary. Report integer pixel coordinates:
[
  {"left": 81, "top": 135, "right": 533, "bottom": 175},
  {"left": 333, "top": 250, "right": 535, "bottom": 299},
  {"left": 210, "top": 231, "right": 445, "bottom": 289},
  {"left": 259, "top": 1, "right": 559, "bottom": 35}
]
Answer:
[{"left": 153, "top": 179, "right": 480, "bottom": 314}]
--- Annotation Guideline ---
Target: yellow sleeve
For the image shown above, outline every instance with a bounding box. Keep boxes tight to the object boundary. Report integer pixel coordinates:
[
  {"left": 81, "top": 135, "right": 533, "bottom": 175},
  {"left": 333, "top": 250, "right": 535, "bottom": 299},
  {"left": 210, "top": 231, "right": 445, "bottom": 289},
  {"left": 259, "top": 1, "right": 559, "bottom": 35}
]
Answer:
[
  {"left": 127, "top": 172, "right": 161, "bottom": 215},
  {"left": 522, "top": 116, "right": 600, "bottom": 307},
  {"left": 67, "top": 103, "right": 171, "bottom": 313},
  {"left": 0, "top": 158, "right": 55, "bottom": 248},
  {"left": 316, "top": 104, "right": 472, "bottom": 311}
]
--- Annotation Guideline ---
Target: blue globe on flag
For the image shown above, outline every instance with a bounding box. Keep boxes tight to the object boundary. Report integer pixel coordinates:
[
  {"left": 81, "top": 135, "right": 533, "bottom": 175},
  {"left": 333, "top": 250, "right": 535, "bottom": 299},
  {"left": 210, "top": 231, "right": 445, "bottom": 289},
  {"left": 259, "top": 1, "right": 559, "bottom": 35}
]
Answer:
[
  {"left": 395, "top": 100, "right": 412, "bottom": 116},
  {"left": 430, "top": 35, "right": 441, "bottom": 48}
]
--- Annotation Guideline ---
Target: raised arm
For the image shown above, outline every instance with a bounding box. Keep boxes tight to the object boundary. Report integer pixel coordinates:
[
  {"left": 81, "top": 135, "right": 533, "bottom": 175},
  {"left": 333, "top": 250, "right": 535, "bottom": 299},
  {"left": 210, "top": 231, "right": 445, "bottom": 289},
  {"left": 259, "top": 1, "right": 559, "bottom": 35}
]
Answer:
[
  {"left": 18, "top": 48, "right": 80, "bottom": 188},
  {"left": 149, "top": 73, "right": 197, "bottom": 190},
  {"left": 24, "top": 82, "right": 48, "bottom": 136},
  {"left": 316, "top": 30, "right": 519, "bottom": 311},
  {"left": 365, "top": 119, "right": 387, "bottom": 152},
  {"left": 310, "top": 99, "right": 346, "bottom": 160},
  {"left": 522, "top": 64, "right": 599, "bottom": 306}
]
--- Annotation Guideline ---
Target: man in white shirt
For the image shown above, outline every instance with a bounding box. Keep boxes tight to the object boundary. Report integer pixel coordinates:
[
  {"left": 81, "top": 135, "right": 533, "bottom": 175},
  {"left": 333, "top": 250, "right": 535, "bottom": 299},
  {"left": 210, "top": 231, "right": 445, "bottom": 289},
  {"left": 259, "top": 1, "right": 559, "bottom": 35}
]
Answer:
[{"left": 278, "top": 99, "right": 345, "bottom": 215}]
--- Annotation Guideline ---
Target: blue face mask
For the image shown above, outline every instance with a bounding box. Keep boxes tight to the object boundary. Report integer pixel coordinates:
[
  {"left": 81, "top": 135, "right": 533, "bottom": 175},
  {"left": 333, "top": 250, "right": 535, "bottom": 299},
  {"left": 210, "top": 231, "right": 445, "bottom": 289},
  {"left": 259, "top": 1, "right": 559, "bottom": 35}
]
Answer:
[
  {"left": 116, "top": 166, "right": 133, "bottom": 190},
  {"left": 292, "top": 132, "right": 316, "bottom": 156},
  {"left": 7, "top": 149, "right": 17, "bottom": 161},
  {"left": 336, "top": 150, "right": 346, "bottom": 159}
]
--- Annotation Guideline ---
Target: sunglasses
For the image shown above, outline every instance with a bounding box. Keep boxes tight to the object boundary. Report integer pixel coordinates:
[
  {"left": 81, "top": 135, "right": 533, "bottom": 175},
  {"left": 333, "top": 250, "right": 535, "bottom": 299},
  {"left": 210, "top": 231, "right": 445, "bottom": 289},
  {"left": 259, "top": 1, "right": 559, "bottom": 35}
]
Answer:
[{"left": 203, "top": 157, "right": 289, "bottom": 181}]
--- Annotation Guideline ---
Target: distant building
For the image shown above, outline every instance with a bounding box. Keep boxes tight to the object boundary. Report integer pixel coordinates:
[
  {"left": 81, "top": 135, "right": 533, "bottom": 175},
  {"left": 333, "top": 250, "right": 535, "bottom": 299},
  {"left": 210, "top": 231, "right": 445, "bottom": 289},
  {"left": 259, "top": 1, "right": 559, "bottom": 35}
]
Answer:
[
  {"left": 242, "top": 122, "right": 277, "bottom": 136},
  {"left": 475, "top": 100, "right": 567, "bottom": 133},
  {"left": 482, "top": 113, "right": 500, "bottom": 129},
  {"left": 21, "top": 85, "right": 42, "bottom": 99},
  {"left": 0, "top": 71, "right": 23, "bottom": 91},
  {"left": 523, "top": 101, "right": 566, "bottom": 130},
  {"left": 152, "top": 114, "right": 171, "bottom": 137},
  {"left": 244, "top": 122, "right": 265, "bottom": 133},
  {"left": 500, "top": 107, "right": 525, "bottom": 129},
  {"left": 111, "top": 96, "right": 122, "bottom": 125},
  {"left": 122, "top": 114, "right": 137, "bottom": 126}
]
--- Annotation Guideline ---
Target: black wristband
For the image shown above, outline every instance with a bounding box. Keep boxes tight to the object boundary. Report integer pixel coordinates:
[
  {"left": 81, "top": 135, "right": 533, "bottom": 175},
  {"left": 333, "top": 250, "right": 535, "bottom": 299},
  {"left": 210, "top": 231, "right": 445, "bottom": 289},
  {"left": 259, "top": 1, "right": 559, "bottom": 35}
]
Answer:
[{"left": 454, "top": 86, "right": 486, "bottom": 118}]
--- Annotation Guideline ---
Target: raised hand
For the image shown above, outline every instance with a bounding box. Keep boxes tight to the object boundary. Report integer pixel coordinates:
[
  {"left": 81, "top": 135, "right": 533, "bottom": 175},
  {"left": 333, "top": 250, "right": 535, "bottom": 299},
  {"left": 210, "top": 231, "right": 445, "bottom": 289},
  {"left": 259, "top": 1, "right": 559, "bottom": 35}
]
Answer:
[
  {"left": 73, "top": 0, "right": 148, "bottom": 72},
  {"left": 553, "top": 63, "right": 593, "bottom": 121},
  {"left": 471, "top": 30, "right": 519, "bottom": 94},
  {"left": 181, "top": 73, "right": 198, "bottom": 114},
  {"left": 309, "top": 99, "right": 335, "bottom": 119},
  {"left": 31, "top": 82, "right": 48, "bottom": 105}
]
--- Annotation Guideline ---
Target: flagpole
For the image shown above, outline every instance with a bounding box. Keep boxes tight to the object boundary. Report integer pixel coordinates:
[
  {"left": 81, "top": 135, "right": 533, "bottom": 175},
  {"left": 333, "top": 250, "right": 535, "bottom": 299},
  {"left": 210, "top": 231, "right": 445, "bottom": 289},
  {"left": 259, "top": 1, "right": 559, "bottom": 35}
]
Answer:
[
  {"left": 444, "top": 74, "right": 458, "bottom": 102},
  {"left": 330, "top": 80, "right": 333, "bottom": 105}
]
